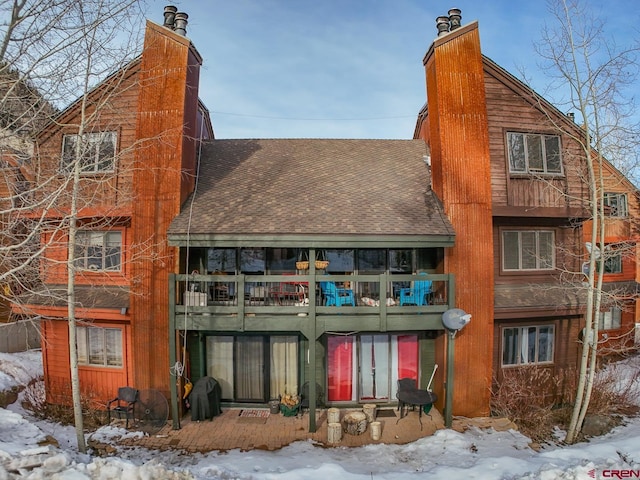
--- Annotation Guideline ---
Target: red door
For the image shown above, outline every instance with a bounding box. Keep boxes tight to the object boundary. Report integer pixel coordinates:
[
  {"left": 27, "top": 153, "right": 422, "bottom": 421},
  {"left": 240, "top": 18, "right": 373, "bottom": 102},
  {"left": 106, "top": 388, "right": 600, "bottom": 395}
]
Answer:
[
  {"left": 327, "top": 336, "right": 354, "bottom": 401},
  {"left": 397, "top": 334, "right": 419, "bottom": 381}
]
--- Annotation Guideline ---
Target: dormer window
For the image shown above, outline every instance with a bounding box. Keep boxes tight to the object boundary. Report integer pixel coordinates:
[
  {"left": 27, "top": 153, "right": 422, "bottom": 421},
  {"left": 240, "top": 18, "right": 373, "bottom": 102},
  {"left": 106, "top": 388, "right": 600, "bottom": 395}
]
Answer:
[
  {"left": 603, "top": 193, "right": 628, "bottom": 217},
  {"left": 507, "top": 132, "right": 562, "bottom": 175},
  {"left": 61, "top": 131, "right": 117, "bottom": 174}
]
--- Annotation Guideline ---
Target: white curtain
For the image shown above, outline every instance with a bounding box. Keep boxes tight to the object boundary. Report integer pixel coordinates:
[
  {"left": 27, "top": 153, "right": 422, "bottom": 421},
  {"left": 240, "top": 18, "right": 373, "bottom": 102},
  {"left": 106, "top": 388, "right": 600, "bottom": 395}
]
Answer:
[
  {"left": 360, "top": 335, "right": 390, "bottom": 400},
  {"left": 76, "top": 327, "right": 88, "bottom": 364},
  {"left": 87, "top": 327, "right": 103, "bottom": 364},
  {"left": 206, "top": 336, "right": 234, "bottom": 399},
  {"left": 235, "top": 337, "right": 264, "bottom": 400},
  {"left": 519, "top": 328, "right": 529, "bottom": 364},
  {"left": 105, "top": 328, "right": 123, "bottom": 366},
  {"left": 270, "top": 336, "right": 298, "bottom": 397}
]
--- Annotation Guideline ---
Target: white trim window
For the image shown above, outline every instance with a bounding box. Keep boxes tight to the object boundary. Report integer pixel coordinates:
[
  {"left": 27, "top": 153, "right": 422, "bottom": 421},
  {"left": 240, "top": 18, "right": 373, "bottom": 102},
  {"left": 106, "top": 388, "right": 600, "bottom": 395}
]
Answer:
[
  {"left": 603, "top": 193, "right": 628, "bottom": 217},
  {"left": 507, "top": 132, "right": 562, "bottom": 174},
  {"left": 77, "top": 326, "right": 123, "bottom": 367},
  {"left": 61, "top": 131, "right": 116, "bottom": 174},
  {"left": 75, "top": 230, "right": 122, "bottom": 271},
  {"left": 598, "top": 307, "right": 622, "bottom": 330},
  {"left": 502, "top": 230, "right": 555, "bottom": 271},
  {"left": 502, "top": 325, "right": 555, "bottom": 366}
]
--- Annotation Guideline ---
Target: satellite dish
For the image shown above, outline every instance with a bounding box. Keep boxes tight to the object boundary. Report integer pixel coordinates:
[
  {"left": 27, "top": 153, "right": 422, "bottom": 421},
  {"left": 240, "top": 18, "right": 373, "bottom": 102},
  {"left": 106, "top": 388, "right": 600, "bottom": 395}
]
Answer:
[
  {"left": 135, "top": 389, "right": 169, "bottom": 435},
  {"left": 442, "top": 308, "right": 471, "bottom": 332},
  {"left": 585, "top": 242, "right": 601, "bottom": 260}
]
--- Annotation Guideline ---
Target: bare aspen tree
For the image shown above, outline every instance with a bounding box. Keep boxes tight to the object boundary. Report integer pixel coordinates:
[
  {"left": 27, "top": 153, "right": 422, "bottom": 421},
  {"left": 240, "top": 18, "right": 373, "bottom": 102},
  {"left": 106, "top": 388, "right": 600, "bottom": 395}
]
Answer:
[
  {"left": 1, "top": 0, "right": 145, "bottom": 453},
  {"left": 533, "top": 0, "right": 639, "bottom": 444}
]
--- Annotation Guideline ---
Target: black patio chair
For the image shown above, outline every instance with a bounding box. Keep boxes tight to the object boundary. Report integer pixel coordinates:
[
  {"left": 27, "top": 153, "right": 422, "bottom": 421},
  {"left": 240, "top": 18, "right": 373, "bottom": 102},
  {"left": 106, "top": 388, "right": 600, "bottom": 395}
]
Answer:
[
  {"left": 396, "top": 377, "right": 419, "bottom": 412},
  {"left": 107, "top": 386, "right": 138, "bottom": 428}
]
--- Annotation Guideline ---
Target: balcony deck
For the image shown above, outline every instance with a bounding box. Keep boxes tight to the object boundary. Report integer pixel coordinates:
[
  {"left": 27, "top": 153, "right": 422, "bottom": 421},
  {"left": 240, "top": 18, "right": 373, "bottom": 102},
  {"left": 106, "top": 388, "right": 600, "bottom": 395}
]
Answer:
[{"left": 170, "top": 272, "right": 454, "bottom": 334}]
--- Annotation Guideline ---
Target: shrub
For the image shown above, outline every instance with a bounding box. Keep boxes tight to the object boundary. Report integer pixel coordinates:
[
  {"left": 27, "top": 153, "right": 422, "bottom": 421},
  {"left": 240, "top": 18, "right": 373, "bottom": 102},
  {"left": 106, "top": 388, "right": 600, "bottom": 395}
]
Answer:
[
  {"left": 22, "top": 378, "right": 107, "bottom": 430},
  {"left": 491, "top": 366, "right": 557, "bottom": 443},
  {"left": 492, "top": 358, "right": 640, "bottom": 444}
]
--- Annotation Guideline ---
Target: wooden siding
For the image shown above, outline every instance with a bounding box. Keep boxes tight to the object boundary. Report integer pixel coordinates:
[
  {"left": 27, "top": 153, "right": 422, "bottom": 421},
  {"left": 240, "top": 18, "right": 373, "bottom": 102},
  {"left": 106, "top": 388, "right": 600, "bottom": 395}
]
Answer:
[
  {"left": 493, "top": 316, "right": 582, "bottom": 401},
  {"left": 129, "top": 21, "right": 201, "bottom": 397},
  {"left": 423, "top": 22, "right": 494, "bottom": 417},
  {"left": 582, "top": 159, "right": 639, "bottom": 245},
  {"left": 32, "top": 60, "right": 140, "bottom": 288},
  {"left": 40, "top": 226, "right": 130, "bottom": 286},
  {"left": 484, "top": 71, "right": 589, "bottom": 211},
  {"left": 41, "top": 319, "right": 132, "bottom": 407},
  {"left": 33, "top": 65, "right": 139, "bottom": 216},
  {"left": 493, "top": 222, "right": 582, "bottom": 286}
]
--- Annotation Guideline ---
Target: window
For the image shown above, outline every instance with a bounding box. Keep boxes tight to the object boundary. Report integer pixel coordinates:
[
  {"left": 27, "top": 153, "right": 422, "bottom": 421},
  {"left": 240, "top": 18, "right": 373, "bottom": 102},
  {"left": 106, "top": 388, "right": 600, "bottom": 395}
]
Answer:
[
  {"left": 61, "top": 131, "right": 116, "bottom": 174},
  {"left": 507, "top": 132, "right": 562, "bottom": 174},
  {"left": 77, "top": 326, "right": 123, "bottom": 367},
  {"left": 208, "top": 248, "right": 237, "bottom": 273},
  {"left": 502, "top": 230, "right": 554, "bottom": 271},
  {"left": 603, "top": 252, "right": 622, "bottom": 274},
  {"left": 75, "top": 231, "right": 122, "bottom": 271},
  {"left": 603, "top": 193, "right": 628, "bottom": 217},
  {"left": 502, "top": 326, "right": 554, "bottom": 366},
  {"left": 598, "top": 307, "right": 622, "bottom": 330},
  {"left": 326, "top": 249, "right": 354, "bottom": 274},
  {"left": 240, "top": 247, "right": 265, "bottom": 273}
]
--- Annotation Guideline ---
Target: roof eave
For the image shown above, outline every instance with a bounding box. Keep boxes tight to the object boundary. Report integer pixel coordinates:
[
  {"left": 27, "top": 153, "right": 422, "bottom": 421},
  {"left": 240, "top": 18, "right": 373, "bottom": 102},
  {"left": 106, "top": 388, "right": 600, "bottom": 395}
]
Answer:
[{"left": 167, "top": 233, "right": 455, "bottom": 249}]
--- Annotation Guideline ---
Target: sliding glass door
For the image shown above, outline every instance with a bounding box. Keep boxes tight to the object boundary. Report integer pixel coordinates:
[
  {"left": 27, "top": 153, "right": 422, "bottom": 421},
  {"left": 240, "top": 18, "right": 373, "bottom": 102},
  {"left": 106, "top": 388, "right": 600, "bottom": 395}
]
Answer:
[
  {"left": 206, "top": 335, "right": 298, "bottom": 402},
  {"left": 360, "top": 335, "right": 390, "bottom": 401},
  {"left": 327, "top": 334, "right": 419, "bottom": 404},
  {"left": 235, "top": 336, "right": 265, "bottom": 401}
]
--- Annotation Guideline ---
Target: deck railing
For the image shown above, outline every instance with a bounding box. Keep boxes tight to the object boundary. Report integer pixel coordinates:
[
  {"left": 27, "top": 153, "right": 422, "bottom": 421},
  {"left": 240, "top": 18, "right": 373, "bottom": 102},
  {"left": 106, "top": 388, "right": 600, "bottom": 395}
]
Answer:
[{"left": 171, "top": 272, "right": 453, "bottom": 320}]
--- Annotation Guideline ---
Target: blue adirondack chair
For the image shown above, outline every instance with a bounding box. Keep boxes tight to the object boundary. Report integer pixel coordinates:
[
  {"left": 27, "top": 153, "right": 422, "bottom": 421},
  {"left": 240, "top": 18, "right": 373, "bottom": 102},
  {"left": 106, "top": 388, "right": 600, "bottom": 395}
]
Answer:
[
  {"left": 399, "top": 274, "right": 432, "bottom": 306},
  {"left": 319, "top": 281, "right": 355, "bottom": 306}
]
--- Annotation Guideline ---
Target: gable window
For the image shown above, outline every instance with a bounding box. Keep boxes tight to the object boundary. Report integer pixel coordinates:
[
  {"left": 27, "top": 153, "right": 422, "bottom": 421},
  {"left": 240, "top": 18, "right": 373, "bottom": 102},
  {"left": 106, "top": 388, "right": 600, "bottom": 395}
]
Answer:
[
  {"left": 502, "top": 230, "right": 554, "bottom": 271},
  {"left": 75, "top": 230, "right": 122, "bottom": 271},
  {"left": 77, "top": 326, "right": 123, "bottom": 367},
  {"left": 502, "top": 325, "right": 554, "bottom": 366},
  {"left": 507, "top": 132, "right": 562, "bottom": 174},
  {"left": 61, "top": 131, "right": 116, "bottom": 174},
  {"left": 603, "top": 193, "right": 628, "bottom": 217}
]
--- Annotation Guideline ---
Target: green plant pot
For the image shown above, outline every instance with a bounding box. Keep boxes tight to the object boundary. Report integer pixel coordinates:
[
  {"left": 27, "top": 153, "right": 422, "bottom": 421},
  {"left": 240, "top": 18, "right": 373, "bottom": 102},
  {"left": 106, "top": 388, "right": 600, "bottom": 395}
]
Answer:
[{"left": 280, "top": 404, "right": 299, "bottom": 417}]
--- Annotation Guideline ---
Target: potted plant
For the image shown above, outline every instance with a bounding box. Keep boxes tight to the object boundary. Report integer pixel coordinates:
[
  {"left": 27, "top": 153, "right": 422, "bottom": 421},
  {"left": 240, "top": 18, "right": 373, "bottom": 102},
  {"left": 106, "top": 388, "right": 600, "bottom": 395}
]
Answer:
[{"left": 279, "top": 393, "right": 300, "bottom": 417}]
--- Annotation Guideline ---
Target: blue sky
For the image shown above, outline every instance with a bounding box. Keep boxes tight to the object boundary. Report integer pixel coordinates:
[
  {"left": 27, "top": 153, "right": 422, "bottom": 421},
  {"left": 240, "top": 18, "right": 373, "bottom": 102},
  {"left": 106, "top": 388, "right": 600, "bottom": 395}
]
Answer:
[{"left": 145, "top": 0, "right": 639, "bottom": 140}]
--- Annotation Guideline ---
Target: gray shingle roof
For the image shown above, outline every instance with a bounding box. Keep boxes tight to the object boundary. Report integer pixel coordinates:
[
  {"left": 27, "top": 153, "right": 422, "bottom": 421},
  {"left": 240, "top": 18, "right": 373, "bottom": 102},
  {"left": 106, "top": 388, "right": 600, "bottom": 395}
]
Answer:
[{"left": 169, "top": 139, "right": 455, "bottom": 238}]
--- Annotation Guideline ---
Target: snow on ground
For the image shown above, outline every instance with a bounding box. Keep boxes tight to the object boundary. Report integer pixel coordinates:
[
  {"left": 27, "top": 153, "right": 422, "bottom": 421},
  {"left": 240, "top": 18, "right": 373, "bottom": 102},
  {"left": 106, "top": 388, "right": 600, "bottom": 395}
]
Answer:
[
  {"left": 0, "top": 350, "right": 42, "bottom": 392},
  {"left": 0, "top": 350, "right": 639, "bottom": 479}
]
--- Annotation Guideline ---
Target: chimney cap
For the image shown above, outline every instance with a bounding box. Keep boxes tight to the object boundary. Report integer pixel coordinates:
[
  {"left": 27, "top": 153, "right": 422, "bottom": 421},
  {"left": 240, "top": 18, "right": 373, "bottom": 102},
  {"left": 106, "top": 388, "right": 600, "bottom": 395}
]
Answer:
[
  {"left": 173, "top": 11, "right": 189, "bottom": 36},
  {"left": 448, "top": 8, "right": 462, "bottom": 30},
  {"left": 436, "top": 16, "right": 450, "bottom": 36},
  {"left": 163, "top": 5, "right": 178, "bottom": 28}
]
